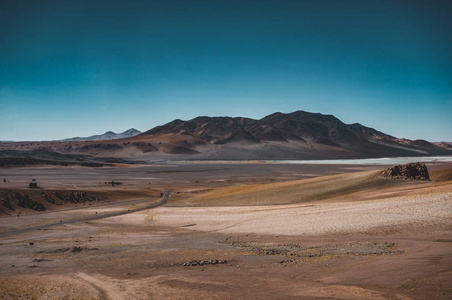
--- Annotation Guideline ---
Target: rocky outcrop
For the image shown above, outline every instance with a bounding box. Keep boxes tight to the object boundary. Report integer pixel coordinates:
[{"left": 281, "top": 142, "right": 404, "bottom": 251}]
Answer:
[
  {"left": 15, "top": 193, "right": 46, "bottom": 211},
  {"left": 0, "top": 189, "right": 107, "bottom": 212},
  {"left": 382, "top": 162, "right": 430, "bottom": 180},
  {"left": 131, "top": 142, "right": 158, "bottom": 153},
  {"left": 0, "top": 157, "right": 106, "bottom": 167}
]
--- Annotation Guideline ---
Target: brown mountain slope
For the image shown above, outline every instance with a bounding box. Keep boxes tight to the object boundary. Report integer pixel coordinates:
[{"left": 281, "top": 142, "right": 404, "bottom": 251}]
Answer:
[{"left": 135, "top": 110, "right": 449, "bottom": 159}]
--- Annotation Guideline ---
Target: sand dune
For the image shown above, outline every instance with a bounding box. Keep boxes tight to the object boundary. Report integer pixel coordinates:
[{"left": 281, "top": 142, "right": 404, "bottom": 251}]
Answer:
[{"left": 173, "top": 170, "right": 435, "bottom": 206}]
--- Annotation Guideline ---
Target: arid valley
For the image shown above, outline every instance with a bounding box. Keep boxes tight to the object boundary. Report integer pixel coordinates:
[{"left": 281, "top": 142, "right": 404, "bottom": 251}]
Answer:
[{"left": 0, "top": 158, "right": 451, "bottom": 299}]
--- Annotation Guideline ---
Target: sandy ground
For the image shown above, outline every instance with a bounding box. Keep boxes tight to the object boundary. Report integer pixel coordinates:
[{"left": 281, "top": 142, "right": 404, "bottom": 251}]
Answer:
[
  {"left": 152, "top": 189, "right": 452, "bottom": 236},
  {"left": 0, "top": 162, "right": 451, "bottom": 299}
]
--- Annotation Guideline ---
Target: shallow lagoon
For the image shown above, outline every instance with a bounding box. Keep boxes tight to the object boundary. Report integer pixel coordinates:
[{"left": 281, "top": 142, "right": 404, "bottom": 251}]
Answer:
[
  {"left": 269, "top": 156, "right": 452, "bottom": 165},
  {"left": 178, "top": 156, "right": 452, "bottom": 165}
]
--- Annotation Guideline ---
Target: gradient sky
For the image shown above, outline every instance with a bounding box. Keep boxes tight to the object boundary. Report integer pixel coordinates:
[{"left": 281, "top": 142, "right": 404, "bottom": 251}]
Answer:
[{"left": 0, "top": 0, "right": 451, "bottom": 141}]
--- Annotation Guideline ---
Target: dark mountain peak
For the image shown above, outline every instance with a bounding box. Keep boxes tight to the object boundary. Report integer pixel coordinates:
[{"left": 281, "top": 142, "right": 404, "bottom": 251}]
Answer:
[
  {"left": 186, "top": 116, "right": 259, "bottom": 144},
  {"left": 259, "top": 111, "right": 351, "bottom": 145},
  {"left": 144, "top": 115, "right": 260, "bottom": 144},
  {"left": 260, "top": 111, "right": 284, "bottom": 120},
  {"left": 262, "top": 110, "right": 341, "bottom": 124},
  {"left": 190, "top": 116, "right": 235, "bottom": 125},
  {"left": 166, "top": 119, "right": 184, "bottom": 125}
]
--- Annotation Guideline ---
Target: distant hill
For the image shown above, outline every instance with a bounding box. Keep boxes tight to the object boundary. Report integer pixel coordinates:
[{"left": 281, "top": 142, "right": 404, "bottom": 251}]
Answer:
[{"left": 61, "top": 128, "right": 141, "bottom": 142}]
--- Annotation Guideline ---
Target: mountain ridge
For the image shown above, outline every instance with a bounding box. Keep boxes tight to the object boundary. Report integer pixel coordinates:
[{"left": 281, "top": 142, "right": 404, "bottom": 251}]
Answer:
[
  {"left": 60, "top": 128, "right": 141, "bottom": 142},
  {"left": 132, "top": 110, "right": 450, "bottom": 159}
]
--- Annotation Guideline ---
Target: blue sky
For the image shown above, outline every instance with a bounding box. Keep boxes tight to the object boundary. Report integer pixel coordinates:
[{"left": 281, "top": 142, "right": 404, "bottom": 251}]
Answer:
[{"left": 0, "top": 0, "right": 451, "bottom": 141}]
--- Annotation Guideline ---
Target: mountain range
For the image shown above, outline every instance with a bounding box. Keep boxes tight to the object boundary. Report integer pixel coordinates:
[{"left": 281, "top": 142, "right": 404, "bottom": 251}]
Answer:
[
  {"left": 1, "top": 111, "right": 450, "bottom": 160},
  {"left": 60, "top": 128, "right": 141, "bottom": 142}
]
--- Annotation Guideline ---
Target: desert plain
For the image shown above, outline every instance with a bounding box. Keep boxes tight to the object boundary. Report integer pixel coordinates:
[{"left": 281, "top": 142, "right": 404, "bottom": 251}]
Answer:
[{"left": 0, "top": 160, "right": 451, "bottom": 299}]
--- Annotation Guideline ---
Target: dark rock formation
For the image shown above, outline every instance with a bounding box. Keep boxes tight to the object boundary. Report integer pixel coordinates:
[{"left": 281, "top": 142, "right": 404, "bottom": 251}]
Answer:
[
  {"left": 0, "top": 157, "right": 106, "bottom": 167},
  {"left": 131, "top": 142, "right": 158, "bottom": 153},
  {"left": 29, "top": 182, "right": 39, "bottom": 189},
  {"left": 2, "top": 198, "right": 13, "bottom": 210},
  {"left": 16, "top": 193, "right": 46, "bottom": 211},
  {"left": 0, "top": 189, "right": 107, "bottom": 212},
  {"left": 382, "top": 162, "right": 430, "bottom": 180}
]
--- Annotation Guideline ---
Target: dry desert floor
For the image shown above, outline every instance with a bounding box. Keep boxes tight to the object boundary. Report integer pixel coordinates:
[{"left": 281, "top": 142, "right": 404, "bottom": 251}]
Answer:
[{"left": 0, "top": 161, "right": 451, "bottom": 299}]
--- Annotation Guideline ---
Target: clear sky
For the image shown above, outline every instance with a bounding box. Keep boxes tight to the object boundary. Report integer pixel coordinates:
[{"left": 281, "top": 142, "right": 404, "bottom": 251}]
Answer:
[{"left": 0, "top": 0, "right": 451, "bottom": 141}]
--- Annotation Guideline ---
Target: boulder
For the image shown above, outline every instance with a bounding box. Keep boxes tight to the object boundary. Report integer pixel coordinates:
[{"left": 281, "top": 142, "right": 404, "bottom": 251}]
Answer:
[{"left": 382, "top": 162, "right": 429, "bottom": 180}]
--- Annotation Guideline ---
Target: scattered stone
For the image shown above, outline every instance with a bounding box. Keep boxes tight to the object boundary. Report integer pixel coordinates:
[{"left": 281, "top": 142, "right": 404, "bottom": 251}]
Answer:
[
  {"left": 71, "top": 246, "right": 99, "bottom": 253},
  {"left": 280, "top": 259, "right": 295, "bottom": 263},
  {"left": 36, "top": 247, "right": 71, "bottom": 254},
  {"left": 230, "top": 241, "right": 402, "bottom": 263},
  {"left": 182, "top": 259, "right": 228, "bottom": 266},
  {"left": 32, "top": 258, "right": 52, "bottom": 262}
]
